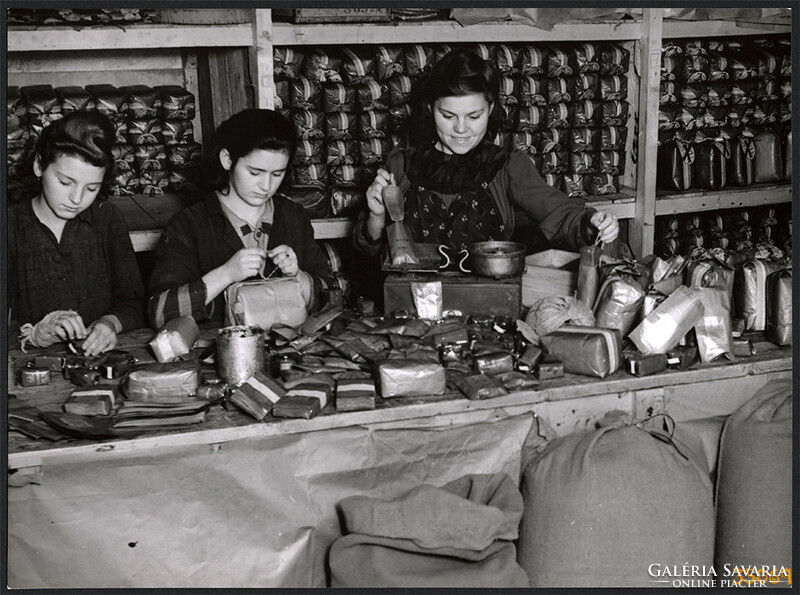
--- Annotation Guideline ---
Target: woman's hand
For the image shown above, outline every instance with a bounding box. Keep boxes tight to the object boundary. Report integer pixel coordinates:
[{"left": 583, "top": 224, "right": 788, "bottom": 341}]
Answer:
[
  {"left": 365, "top": 168, "right": 393, "bottom": 219},
  {"left": 224, "top": 248, "right": 267, "bottom": 284},
  {"left": 268, "top": 245, "right": 299, "bottom": 277},
  {"left": 54, "top": 312, "right": 88, "bottom": 342},
  {"left": 82, "top": 318, "right": 118, "bottom": 356},
  {"left": 589, "top": 210, "right": 619, "bottom": 245}
]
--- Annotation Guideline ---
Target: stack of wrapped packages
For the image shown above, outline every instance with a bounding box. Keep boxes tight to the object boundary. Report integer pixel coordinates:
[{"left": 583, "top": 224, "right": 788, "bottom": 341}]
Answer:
[
  {"left": 6, "top": 83, "right": 199, "bottom": 198},
  {"left": 657, "top": 34, "right": 791, "bottom": 192},
  {"left": 273, "top": 40, "right": 632, "bottom": 216}
]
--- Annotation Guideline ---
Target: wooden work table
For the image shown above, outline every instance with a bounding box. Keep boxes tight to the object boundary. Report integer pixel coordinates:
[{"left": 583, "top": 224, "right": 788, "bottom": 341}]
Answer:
[{"left": 7, "top": 327, "right": 792, "bottom": 471}]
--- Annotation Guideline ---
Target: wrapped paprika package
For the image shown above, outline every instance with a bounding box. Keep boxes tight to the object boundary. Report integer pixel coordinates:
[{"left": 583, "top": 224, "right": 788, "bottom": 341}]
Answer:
[
  {"left": 292, "top": 163, "right": 328, "bottom": 186},
  {"left": 495, "top": 44, "right": 520, "bottom": 77},
  {"left": 340, "top": 47, "right": 376, "bottom": 85},
  {"left": 567, "top": 152, "right": 595, "bottom": 175},
  {"left": 715, "top": 380, "right": 792, "bottom": 572},
  {"left": 569, "top": 100, "right": 600, "bottom": 127},
  {"left": 540, "top": 151, "right": 567, "bottom": 175},
  {"left": 378, "top": 360, "right": 446, "bottom": 397},
  {"left": 600, "top": 100, "right": 629, "bottom": 126},
  {"left": 573, "top": 73, "right": 599, "bottom": 100},
  {"left": 120, "top": 84, "right": 160, "bottom": 120},
  {"left": 661, "top": 55, "right": 679, "bottom": 81},
  {"left": 331, "top": 188, "right": 366, "bottom": 217},
  {"left": 516, "top": 76, "right": 547, "bottom": 106},
  {"left": 518, "top": 420, "right": 714, "bottom": 587},
  {"left": 358, "top": 110, "right": 389, "bottom": 139},
  {"left": 498, "top": 77, "right": 518, "bottom": 106},
  {"left": 511, "top": 132, "right": 537, "bottom": 157},
  {"left": 587, "top": 174, "right": 618, "bottom": 196},
  {"left": 597, "top": 150, "right": 624, "bottom": 175},
  {"left": 545, "top": 103, "right": 573, "bottom": 129},
  {"left": 680, "top": 55, "right": 709, "bottom": 83},
  {"left": 326, "top": 112, "right": 357, "bottom": 140},
  {"left": 599, "top": 125, "right": 626, "bottom": 150},
  {"left": 563, "top": 173, "right": 587, "bottom": 198},
  {"left": 546, "top": 77, "right": 575, "bottom": 104},
  {"left": 752, "top": 126, "right": 783, "bottom": 183},
  {"left": 765, "top": 267, "right": 792, "bottom": 346},
  {"left": 273, "top": 47, "right": 305, "bottom": 79},
  {"left": 387, "top": 75, "right": 413, "bottom": 106},
  {"left": 728, "top": 52, "right": 758, "bottom": 81},
  {"left": 629, "top": 286, "right": 705, "bottom": 355},
  {"left": 730, "top": 79, "right": 757, "bottom": 105},
  {"left": 540, "top": 326, "right": 621, "bottom": 379},
  {"left": 734, "top": 258, "right": 782, "bottom": 332},
  {"left": 659, "top": 80, "right": 678, "bottom": 105},
  {"left": 706, "top": 51, "right": 730, "bottom": 81},
  {"left": 292, "top": 110, "right": 325, "bottom": 140},
  {"left": 658, "top": 104, "right": 682, "bottom": 131},
  {"left": 356, "top": 81, "right": 390, "bottom": 111},
  {"left": 161, "top": 120, "right": 194, "bottom": 146},
  {"left": 679, "top": 83, "right": 708, "bottom": 108},
  {"left": 374, "top": 45, "right": 404, "bottom": 81},
  {"left": 154, "top": 85, "right": 195, "bottom": 121},
  {"left": 287, "top": 183, "right": 330, "bottom": 219},
  {"left": 321, "top": 83, "right": 354, "bottom": 113},
  {"left": 125, "top": 362, "right": 201, "bottom": 403},
  {"left": 302, "top": 49, "right": 343, "bottom": 83},
  {"left": 723, "top": 127, "right": 755, "bottom": 186},
  {"left": 127, "top": 119, "right": 161, "bottom": 145},
  {"left": 599, "top": 75, "right": 627, "bottom": 101},
  {"left": 516, "top": 106, "right": 546, "bottom": 131},
  {"left": 657, "top": 136, "right": 694, "bottom": 191},
  {"left": 694, "top": 287, "right": 734, "bottom": 363},
  {"left": 706, "top": 80, "right": 731, "bottom": 106},
  {"left": 599, "top": 43, "right": 629, "bottom": 75},
  {"left": 292, "top": 139, "right": 324, "bottom": 166},
  {"left": 517, "top": 45, "right": 547, "bottom": 76},
  {"left": 55, "top": 86, "right": 94, "bottom": 113},
  {"left": 538, "top": 128, "right": 566, "bottom": 153},
  {"left": 592, "top": 274, "right": 646, "bottom": 337},
  {"left": 573, "top": 43, "right": 600, "bottom": 73},
  {"left": 139, "top": 170, "right": 169, "bottom": 196},
  {"left": 404, "top": 44, "right": 435, "bottom": 78},
  {"left": 692, "top": 133, "right": 728, "bottom": 190},
  {"left": 569, "top": 127, "right": 600, "bottom": 153},
  {"left": 547, "top": 47, "right": 576, "bottom": 77}
]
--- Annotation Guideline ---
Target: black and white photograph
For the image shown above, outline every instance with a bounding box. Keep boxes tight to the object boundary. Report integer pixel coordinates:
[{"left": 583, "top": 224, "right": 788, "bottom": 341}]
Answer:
[{"left": 3, "top": 3, "right": 796, "bottom": 590}]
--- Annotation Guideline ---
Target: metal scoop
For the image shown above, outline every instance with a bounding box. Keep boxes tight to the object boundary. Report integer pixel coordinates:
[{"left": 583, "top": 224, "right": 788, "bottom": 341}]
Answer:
[{"left": 382, "top": 184, "right": 405, "bottom": 222}]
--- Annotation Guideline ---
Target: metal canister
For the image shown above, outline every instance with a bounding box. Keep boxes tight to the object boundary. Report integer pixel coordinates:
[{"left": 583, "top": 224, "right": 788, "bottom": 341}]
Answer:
[
  {"left": 20, "top": 367, "right": 51, "bottom": 387},
  {"left": 216, "top": 325, "right": 265, "bottom": 385}
]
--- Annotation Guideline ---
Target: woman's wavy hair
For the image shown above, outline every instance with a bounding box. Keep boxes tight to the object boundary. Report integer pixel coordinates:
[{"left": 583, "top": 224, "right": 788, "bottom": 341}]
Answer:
[
  {"left": 35, "top": 111, "right": 116, "bottom": 189},
  {"left": 206, "top": 109, "right": 297, "bottom": 193},
  {"left": 409, "top": 48, "right": 502, "bottom": 146}
]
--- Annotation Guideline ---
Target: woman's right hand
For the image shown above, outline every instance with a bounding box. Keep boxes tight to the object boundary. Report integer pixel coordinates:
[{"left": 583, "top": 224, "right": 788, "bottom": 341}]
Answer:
[
  {"left": 224, "top": 248, "right": 267, "bottom": 284},
  {"left": 365, "top": 169, "right": 394, "bottom": 219}
]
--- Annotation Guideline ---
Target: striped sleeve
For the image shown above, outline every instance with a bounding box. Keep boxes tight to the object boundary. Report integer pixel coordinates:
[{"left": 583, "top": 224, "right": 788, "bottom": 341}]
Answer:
[{"left": 147, "top": 279, "right": 209, "bottom": 329}]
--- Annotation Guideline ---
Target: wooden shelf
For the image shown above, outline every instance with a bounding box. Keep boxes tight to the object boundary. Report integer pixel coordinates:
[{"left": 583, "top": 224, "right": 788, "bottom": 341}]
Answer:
[
  {"left": 654, "top": 183, "right": 791, "bottom": 216},
  {"left": 111, "top": 194, "right": 354, "bottom": 252},
  {"left": 586, "top": 191, "right": 636, "bottom": 219},
  {"left": 272, "top": 19, "right": 644, "bottom": 46},
  {"left": 661, "top": 18, "right": 790, "bottom": 39},
  {"left": 7, "top": 23, "right": 253, "bottom": 51}
]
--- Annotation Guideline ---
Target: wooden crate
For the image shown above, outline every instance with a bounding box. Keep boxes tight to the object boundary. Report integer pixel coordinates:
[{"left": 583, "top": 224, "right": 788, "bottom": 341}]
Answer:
[
  {"left": 522, "top": 249, "right": 579, "bottom": 306},
  {"left": 384, "top": 272, "right": 522, "bottom": 318},
  {"left": 272, "top": 8, "right": 391, "bottom": 23}
]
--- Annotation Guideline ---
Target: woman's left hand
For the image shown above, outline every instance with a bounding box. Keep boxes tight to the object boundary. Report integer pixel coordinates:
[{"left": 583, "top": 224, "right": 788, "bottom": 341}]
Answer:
[
  {"left": 268, "top": 245, "right": 299, "bottom": 277},
  {"left": 589, "top": 210, "right": 619, "bottom": 244},
  {"left": 82, "top": 318, "right": 118, "bottom": 356}
]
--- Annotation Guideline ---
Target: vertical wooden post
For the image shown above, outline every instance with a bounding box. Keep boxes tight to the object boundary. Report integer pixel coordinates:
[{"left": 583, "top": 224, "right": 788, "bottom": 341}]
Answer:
[
  {"left": 250, "top": 9, "right": 275, "bottom": 110},
  {"left": 632, "top": 8, "right": 663, "bottom": 258}
]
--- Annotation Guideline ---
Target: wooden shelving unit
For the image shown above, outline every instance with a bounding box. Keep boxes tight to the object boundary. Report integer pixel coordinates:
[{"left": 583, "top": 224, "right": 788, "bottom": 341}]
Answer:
[{"left": 6, "top": 10, "right": 794, "bottom": 256}]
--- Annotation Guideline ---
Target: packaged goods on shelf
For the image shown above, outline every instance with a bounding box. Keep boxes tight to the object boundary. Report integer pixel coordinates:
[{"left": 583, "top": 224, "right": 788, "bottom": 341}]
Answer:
[
  {"left": 325, "top": 140, "right": 358, "bottom": 166},
  {"left": 340, "top": 47, "right": 376, "bottom": 85},
  {"left": 287, "top": 183, "right": 330, "bottom": 219},
  {"left": 166, "top": 142, "right": 201, "bottom": 168},
  {"left": 403, "top": 44, "right": 435, "bottom": 78},
  {"left": 291, "top": 77, "right": 322, "bottom": 110},
  {"left": 55, "top": 86, "right": 95, "bottom": 113},
  {"left": 302, "top": 48, "right": 344, "bottom": 83},
  {"left": 322, "top": 83, "right": 356, "bottom": 113},
  {"left": 274, "top": 47, "right": 305, "bottom": 79},
  {"left": 21, "top": 84, "right": 62, "bottom": 135},
  {"left": 127, "top": 119, "right": 161, "bottom": 145},
  {"left": 374, "top": 46, "right": 404, "bottom": 81},
  {"left": 160, "top": 120, "right": 194, "bottom": 146},
  {"left": 355, "top": 81, "right": 390, "bottom": 111},
  {"left": 293, "top": 139, "right": 324, "bottom": 166},
  {"left": 139, "top": 169, "right": 170, "bottom": 196},
  {"left": 154, "top": 85, "right": 196, "bottom": 121},
  {"left": 292, "top": 110, "right": 325, "bottom": 140},
  {"left": 119, "top": 85, "right": 160, "bottom": 120}
]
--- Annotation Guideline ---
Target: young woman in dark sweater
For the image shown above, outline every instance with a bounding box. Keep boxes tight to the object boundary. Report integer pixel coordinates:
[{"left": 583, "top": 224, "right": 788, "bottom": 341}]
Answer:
[{"left": 147, "top": 109, "right": 331, "bottom": 328}]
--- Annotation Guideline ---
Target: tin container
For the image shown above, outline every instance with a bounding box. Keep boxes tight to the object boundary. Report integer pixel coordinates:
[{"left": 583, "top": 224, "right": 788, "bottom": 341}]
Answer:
[
  {"left": 20, "top": 367, "right": 51, "bottom": 387},
  {"left": 216, "top": 325, "right": 265, "bottom": 386}
]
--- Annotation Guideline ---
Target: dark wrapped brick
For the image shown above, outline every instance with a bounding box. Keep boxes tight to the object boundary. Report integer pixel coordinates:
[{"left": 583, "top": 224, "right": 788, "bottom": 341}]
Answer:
[
  {"left": 661, "top": 55, "right": 679, "bottom": 81},
  {"left": 540, "top": 151, "right": 567, "bottom": 175},
  {"left": 450, "top": 372, "right": 507, "bottom": 400},
  {"left": 160, "top": 120, "right": 194, "bottom": 146},
  {"left": 134, "top": 143, "right": 167, "bottom": 171},
  {"left": 546, "top": 103, "right": 573, "bottom": 129},
  {"left": 599, "top": 125, "right": 627, "bottom": 150},
  {"left": 495, "top": 43, "right": 520, "bottom": 76},
  {"left": 154, "top": 85, "right": 195, "bottom": 121},
  {"left": 292, "top": 76, "right": 323, "bottom": 110},
  {"left": 757, "top": 77, "right": 779, "bottom": 101},
  {"left": 728, "top": 52, "right": 758, "bottom": 80},
  {"left": 404, "top": 44, "right": 435, "bottom": 78},
  {"left": 358, "top": 110, "right": 389, "bottom": 139},
  {"left": 600, "top": 75, "right": 627, "bottom": 101},
  {"left": 168, "top": 167, "right": 199, "bottom": 194},
  {"left": 541, "top": 326, "right": 621, "bottom": 378},
  {"left": 356, "top": 80, "right": 390, "bottom": 111},
  {"left": 274, "top": 46, "right": 305, "bottom": 79},
  {"left": 387, "top": 75, "right": 413, "bottom": 106},
  {"left": 517, "top": 76, "right": 547, "bottom": 106},
  {"left": 7, "top": 86, "right": 26, "bottom": 119},
  {"left": 293, "top": 138, "right": 324, "bottom": 166},
  {"left": 570, "top": 100, "right": 600, "bottom": 128},
  {"left": 511, "top": 131, "right": 537, "bottom": 156},
  {"left": 587, "top": 174, "right": 618, "bottom": 195},
  {"left": 543, "top": 173, "right": 563, "bottom": 191},
  {"left": 374, "top": 45, "right": 404, "bottom": 81},
  {"left": 325, "top": 139, "right": 358, "bottom": 166},
  {"left": 499, "top": 103, "right": 519, "bottom": 130},
  {"left": 358, "top": 138, "right": 390, "bottom": 166},
  {"left": 109, "top": 168, "right": 139, "bottom": 196},
  {"left": 564, "top": 173, "right": 589, "bottom": 198},
  {"left": 600, "top": 100, "right": 629, "bottom": 126},
  {"left": 546, "top": 77, "right": 575, "bottom": 104},
  {"left": 330, "top": 164, "right": 366, "bottom": 188},
  {"left": 340, "top": 46, "right": 376, "bottom": 85},
  {"left": 707, "top": 52, "right": 730, "bottom": 81},
  {"left": 574, "top": 73, "right": 599, "bottom": 101},
  {"left": 676, "top": 106, "right": 706, "bottom": 131},
  {"left": 119, "top": 84, "right": 160, "bottom": 120},
  {"left": 302, "top": 48, "right": 343, "bottom": 83},
  {"left": 679, "top": 83, "right": 708, "bottom": 108},
  {"left": 498, "top": 77, "right": 518, "bottom": 106},
  {"left": 730, "top": 80, "right": 757, "bottom": 105},
  {"left": 273, "top": 79, "right": 290, "bottom": 110},
  {"left": 547, "top": 47, "right": 576, "bottom": 77},
  {"left": 598, "top": 150, "right": 624, "bottom": 175},
  {"left": 538, "top": 128, "right": 567, "bottom": 153},
  {"left": 706, "top": 81, "right": 732, "bottom": 107},
  {"left": 568, "top": 151, "right": 595, "bottom": 175},
  {"left": 599, "top": 43, "right": 630, "bottom": 75},
  {"left": 112, "top": 143, "right": 135, "bottom": 171},
  {"left": 516, "top": 45, "right": 546, "bottom": 76},
  {"left": 139, "top": 169, "right": 169, "bottom": 196},
  {"left": 166, "top": 141, "right": 202, "bottom": 168},
  {"left": 126, "top": 118, "right": 161, "bottom": 145},
  {"left": 86, "top": 84, "right": 127, "bottom": 117},
  {"left": 55, "top": 86, "right": 95, "bottom": 113},
  {"left": 573, "top": 42, "right": 600, "bottom": 73},
  {"left": 287, "top": 182, "right": 329, "bottom": 219},
  {"left": 293, "top": 163, "right": 328, "bottom": 186},
  {"left": 292, "top": 109, "right": 325, "bottom": 140}
]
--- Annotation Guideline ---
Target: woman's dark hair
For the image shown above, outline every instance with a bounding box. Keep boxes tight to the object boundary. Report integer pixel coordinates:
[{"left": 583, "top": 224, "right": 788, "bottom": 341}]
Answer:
[
  {"left": 412, "top": 48, "right": 502, "bottom": 145},
  {"left": 209, "top": 108, "right": 297, "bottom": 192},
  {"left": 35, "top": 111, "right": 116, "bottom": 186}
]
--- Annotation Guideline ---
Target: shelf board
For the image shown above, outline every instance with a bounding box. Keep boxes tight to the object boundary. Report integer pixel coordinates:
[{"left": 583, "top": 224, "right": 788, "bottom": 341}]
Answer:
[
  {"left": 111, "top": 194, "right": 354, "bottom": 252},
  {"left": 272, "top": 20, "right": 643, "bottom": 46},
  {"left": 7, "top": 23, "right": 253, "bottom": 52},
  {"left": 661, "top": 18, "right": 790, "bottom": 38},
  {"left": 586, "top": 191, "right": 636, "bottom": 219},
  {"left": 654, "top": 183, "right": 791, "bottom": 216}
]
